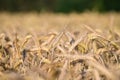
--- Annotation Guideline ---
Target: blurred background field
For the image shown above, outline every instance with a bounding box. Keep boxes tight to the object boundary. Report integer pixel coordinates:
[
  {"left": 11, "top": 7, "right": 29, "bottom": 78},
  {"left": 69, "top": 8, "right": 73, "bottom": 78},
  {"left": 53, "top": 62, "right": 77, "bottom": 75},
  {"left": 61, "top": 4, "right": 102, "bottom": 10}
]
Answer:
[
  {"left": 0, "top": 0, "right": 120, "bottom": 32},
  {"left": 0, "top": 12, "right": 120, "bottom": 32}
]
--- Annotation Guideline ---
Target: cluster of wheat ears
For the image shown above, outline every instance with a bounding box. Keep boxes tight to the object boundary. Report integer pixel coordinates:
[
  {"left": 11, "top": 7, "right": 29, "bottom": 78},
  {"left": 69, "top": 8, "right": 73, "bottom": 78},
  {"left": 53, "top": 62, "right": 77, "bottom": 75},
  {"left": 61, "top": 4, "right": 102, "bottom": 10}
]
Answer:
[{"left": 0, "top": 23, "right": 119, "bottom": 80}]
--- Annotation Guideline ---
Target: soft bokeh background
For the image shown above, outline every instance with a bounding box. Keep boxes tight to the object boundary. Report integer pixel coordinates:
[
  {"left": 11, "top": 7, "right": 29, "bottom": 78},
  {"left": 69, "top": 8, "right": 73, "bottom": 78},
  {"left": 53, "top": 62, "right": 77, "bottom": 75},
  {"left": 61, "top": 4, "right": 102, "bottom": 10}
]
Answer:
[
  {"left": 0, "top": 0, "right": 120, "bottom": 13},
  {"left": 0, "top": 0, "right": 120, "bottom": 35}
]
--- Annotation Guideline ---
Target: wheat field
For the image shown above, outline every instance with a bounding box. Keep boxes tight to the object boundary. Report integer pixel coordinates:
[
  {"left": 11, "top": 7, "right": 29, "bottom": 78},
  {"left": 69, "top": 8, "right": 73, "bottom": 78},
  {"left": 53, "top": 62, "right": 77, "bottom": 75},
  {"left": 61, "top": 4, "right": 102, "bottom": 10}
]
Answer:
[{"left": 0, "top": 12, "right": 120, "bottom": 80}]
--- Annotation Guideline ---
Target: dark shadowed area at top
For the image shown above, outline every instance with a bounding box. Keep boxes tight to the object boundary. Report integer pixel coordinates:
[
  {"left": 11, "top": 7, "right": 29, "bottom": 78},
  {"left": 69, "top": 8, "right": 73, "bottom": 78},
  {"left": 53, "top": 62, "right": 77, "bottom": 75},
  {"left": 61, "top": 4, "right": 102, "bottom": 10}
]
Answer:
[{"left": 0, "top": 0, "right": 120, "bottom": 13}]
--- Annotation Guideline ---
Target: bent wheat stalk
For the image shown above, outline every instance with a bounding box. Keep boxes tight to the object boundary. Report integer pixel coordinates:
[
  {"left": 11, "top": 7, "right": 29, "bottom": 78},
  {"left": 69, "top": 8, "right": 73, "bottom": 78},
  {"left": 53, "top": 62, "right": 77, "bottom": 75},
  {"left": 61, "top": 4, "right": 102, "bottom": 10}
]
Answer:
[{"left": 68, "top": 32, "right": 87, "bottom": 52}]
